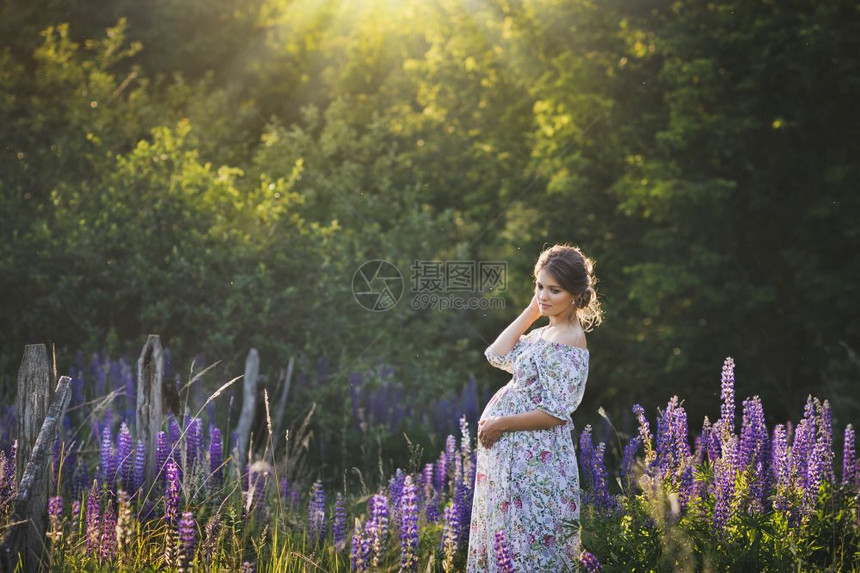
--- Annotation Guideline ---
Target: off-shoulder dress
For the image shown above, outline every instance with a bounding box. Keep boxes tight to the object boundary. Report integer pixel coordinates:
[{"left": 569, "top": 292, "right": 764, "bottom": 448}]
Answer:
[{"left": 467, "top": 326, "right": 589, "bottom": 572}]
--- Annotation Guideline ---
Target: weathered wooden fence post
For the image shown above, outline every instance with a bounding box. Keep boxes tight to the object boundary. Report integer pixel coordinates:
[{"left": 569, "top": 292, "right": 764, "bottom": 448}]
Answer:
[
  {"left": 15, "top": 345, "right": 51, "bottom": 485},
  {"left": 272, "top": 356, "right": 294, "bottom": 450},
  {"left": 136, "top": 335, "right": 163, "bottom": 493},
  {"left": 0, "top": 376, "right": 72, "bottom": 573},
  {"left": 236, "top": 348, "right": 259, "bottom": 467}
]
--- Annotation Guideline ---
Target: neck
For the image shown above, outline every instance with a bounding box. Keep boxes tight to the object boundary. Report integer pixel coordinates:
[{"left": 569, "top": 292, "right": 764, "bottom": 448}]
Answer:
[{"left": 547, "top": 308, "right": 577, "bottom": 329}]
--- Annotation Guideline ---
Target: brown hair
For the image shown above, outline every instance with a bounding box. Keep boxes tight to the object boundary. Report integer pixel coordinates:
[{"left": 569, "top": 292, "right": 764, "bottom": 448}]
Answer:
[{"left": 534, "top": 243, "right": 604, "bottom": 331}]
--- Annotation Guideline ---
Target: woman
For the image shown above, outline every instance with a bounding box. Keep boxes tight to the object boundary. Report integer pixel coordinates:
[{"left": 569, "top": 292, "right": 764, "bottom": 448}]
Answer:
[{"left": 467, "top": 244, "right": 603, "bottom": 572}]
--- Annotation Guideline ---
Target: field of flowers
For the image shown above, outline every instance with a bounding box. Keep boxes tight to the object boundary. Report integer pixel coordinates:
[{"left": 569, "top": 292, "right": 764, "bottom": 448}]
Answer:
[{"left": 0, "top": 356, "right": 858, "bottom": 572}]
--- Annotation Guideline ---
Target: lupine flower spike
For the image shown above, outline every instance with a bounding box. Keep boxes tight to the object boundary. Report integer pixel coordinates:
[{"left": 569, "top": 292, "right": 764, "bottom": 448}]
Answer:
[{"left": 493, "top": 529, "right": 515, "bottom": 573}]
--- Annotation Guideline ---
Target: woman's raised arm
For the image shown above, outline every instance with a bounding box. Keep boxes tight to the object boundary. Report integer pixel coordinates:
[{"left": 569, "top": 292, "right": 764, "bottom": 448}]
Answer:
[{"left": 486, "top": 295, "right": 542, "bottom": 357}]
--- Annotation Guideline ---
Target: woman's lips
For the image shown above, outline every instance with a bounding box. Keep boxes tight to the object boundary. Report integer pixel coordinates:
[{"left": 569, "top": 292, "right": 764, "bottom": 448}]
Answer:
[{"left": 540, "top": 303, "right": 550, "bottom": 309}]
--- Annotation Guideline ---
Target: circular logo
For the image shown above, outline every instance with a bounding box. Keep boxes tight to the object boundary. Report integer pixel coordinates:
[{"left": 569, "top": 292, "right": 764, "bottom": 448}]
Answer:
[{"left": 352, "top": 260, "right": 404, "bottom": 312}]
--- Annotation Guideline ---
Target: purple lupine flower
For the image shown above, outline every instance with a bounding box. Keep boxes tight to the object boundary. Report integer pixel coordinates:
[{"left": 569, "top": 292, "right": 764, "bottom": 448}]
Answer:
[
  {"left": 100, "top": 426, "right": 114, "bottom": 490},
  {"left": 72, "top": 500, "right": 81, "bottom": 522},
  {"left": 115, "top": 489, "right": 133, "bottom": 556},
  {"left": 48, "top": 495, "right": 63, "bottom": 543},
  {"left": 178, "top": 511, "right": 197, "bottom": 570},
  {"left": 389, "top": 468, "right": 405, "bottom": 523},
  {"left": 156, "top": 431, "right": 169, "bottom": 484},
  {"left": 705, "top": 416, "right": 723, "bottom": 462},
  {"left": 655, "top": 397, "right": 690, "bottom": 480},
  {"left": 8, "top": 441, "right": 16, "bottom": 478},
  {"left": 280, "top": 477, "right": 291, "bottom": 504},
  {"left": 771, "top": 424, "right": 790, "bottom": 492},
  {"left": 133, "top": 440, "right": 145, "bottom": 494},
  {"left": 712, "top": 434, "right": 737, "bottom": 531},
  {"left": 49, "top": 495, "right": 63, "bottom": 519},
  {"left": 187, "top": 418, "right": 204, "bottom": 473},
  {"left": 459, "top": 415, "right": 473, "bottom": 476},
  {"left": 139, "top": 499, "right": 156, "bottom": 522},
  {"left": 425, "top": 491, "right": 440, "bottom": 523},
  {"left": 791, "top": 397, "right": 816, "bottom": 489},
  {"left": 185, "top": 418, "right": 199, "bottom": 473},
  {"left": 100, "top": 499, "right": 117, "bottom": 561},
  {"left": 579, "top": 550, "right": 602, "bottom": 572},
  {"left": 843, "top": 424, "right": 856, "bottom": 486},
  {"left": 493, "top": 530, "right": 515, "bottom": 573},
  {"left": 86, "top": 480, "right": 100, "bottom": 556},
  {"left": 422, "top": 462, "right": 434, "bottom": 500},
  {"left": 817, "top": 399, "right": 835, "bottom": 484},
  {"left": 655, "top": 403, "right": 671, "bottom": 476},
  {"left": 350, "top": 520, "right": 370, "bottom": 572},
  {"left": 737, "top": 396, "right": 769, "bottom": 512},
  {"left": 0, "top": 447, "right": 14, "bottom": 511},
  {"left": 308, "top": 480, "right": 326, "bottom": 544},
  {"left": 632, "top": 404, "right": 655, "bottom": 466},
  {"left": 333, "top": 493, "right": 347, "bottom": 552},
  {"left": 248, "top": 467, "right": 267, "bottom": 518},
  {"left": 441, "top": 501, "right": 460, "bottom": 559},
  {"left": 720, "top": 357, "right": 736, "bottom": 437},
  {"left": 453, "top": 457, "right": 470, "bottom": 545},
  {"left": 398, "top": 476, "right": 419, "bottom": 571},
  {"left": 208, "top": 427, "right": 223, "bottom": 491},
  {"left": 241, "top": 561, "right": 256, "bottom": 573},
  {"left": 701, "top": 416, "right": 713, "bottom": 462},
  {"left": 434, "top": 453, "right": 447, "bottom": 493},
  {"left": 366, "top": 493, "right": 389, "bottom": 567},
  {"left": 678, "top": 465, "right": 695, "bottom": 512},
  {"left": 168, "top": 417, "right": 181, "bottom": 458},
  {"left": 579, "top": 425, "right": 596, "bottom": 488},
  {"left": 445, "top": 434, "right": 457, "bottom": 475},
  {"left": 73, "top": 458, "right": 89, "bottom": 500},
  {"left": 467, "top": 449, "right": 477, "bottom": 498},
  {"left": 241, "top": 464, "right": 250, "bottom": 495},
  {"left": 671, "top": 403, "right": 691, "bottom": 469},
  {"left": 0, "top": 450, "right": 9, "bottom": 504},
  {"left": 589, "top": 442, "right": 613, "bottom": 509},
  {"left": 803, "top": 398, "right": 827, "bottom": 512},
  {"left": 737, "top": 397, "right": 765, "bottom": 469},
  {"left": 117, "top": 423, "right": 133, "bottom": 493},
  {"left": 621, "top": 436, "right": 641, "bottom": 492},
  {"left": 164, "top": 459, "right": 180, "bottom": 526}
]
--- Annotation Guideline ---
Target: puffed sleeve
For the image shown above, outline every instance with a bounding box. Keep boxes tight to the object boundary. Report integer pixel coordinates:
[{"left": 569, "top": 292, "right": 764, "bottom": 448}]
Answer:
[
  {"left": 484, "top": 334, "right": 528, "bottom": 374},
  {"left": 525, "top": 344, "right": 589, "bottom": 424}
]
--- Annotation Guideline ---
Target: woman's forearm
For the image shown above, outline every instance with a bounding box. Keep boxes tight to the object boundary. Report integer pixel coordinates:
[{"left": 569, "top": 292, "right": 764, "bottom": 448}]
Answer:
[
  {"left": 486, "top": 306, "right": 540, "bottom": 357},
  {"left": 499, "top": 409, "right": 566, "bottom": 432}
]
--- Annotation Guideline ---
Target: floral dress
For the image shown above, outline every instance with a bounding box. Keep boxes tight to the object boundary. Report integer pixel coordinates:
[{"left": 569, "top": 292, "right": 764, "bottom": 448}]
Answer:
[{"left": 467, "top": 326, "right": 589, "bottom": 572}]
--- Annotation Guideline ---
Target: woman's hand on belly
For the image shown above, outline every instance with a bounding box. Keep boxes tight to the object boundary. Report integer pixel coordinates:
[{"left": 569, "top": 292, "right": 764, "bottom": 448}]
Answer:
[{"left": 478, "top": 416, "right": 505, "bottom": 449}]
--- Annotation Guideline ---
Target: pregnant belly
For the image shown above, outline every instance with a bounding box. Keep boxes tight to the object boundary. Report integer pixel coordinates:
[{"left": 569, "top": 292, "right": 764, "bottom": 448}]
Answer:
[{"left": 481, "top": 383, "right": 531, "bottom": 419}]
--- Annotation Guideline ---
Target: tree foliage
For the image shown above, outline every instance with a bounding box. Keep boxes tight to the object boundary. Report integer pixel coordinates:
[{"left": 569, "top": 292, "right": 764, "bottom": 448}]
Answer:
[{"left": 1, "top": 0, "right": 859, "bottom": 467}]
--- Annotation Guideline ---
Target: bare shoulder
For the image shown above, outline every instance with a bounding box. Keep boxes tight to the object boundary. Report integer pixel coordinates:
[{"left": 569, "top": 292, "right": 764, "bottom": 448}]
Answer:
[{"left": 540, "top": 325, "right": 588, "bottom": 351}]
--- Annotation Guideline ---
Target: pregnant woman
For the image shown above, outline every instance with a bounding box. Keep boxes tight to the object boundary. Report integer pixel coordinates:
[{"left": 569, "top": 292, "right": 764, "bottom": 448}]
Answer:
[{"left": 467, "top": 243, "right": 603, "bottom": 572}]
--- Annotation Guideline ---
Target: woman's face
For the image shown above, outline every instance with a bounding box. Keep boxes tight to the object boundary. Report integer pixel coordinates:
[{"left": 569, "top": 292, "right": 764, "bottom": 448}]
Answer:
[{"left": 534, "top": 268, "right": 575, "bottom": 316}]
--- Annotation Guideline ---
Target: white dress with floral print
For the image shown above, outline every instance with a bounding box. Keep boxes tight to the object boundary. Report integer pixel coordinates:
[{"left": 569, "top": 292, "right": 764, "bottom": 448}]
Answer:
[{"left": 467, "top": 326, "right": 588, "bottom": 572}]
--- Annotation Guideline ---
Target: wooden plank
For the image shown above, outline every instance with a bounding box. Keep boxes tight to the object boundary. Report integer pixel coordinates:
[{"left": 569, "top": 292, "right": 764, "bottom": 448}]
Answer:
[
  {"left": 236, "top": 348, "right": 259, "bottom": 466},
  {"left": 15, "top": 345, "right": 51, "bottom": 485},
  {"left": 0, "top": 376, "right": 72, "bottom": 573},
  {"left": 136, "top": 335, "right": 164, "bottom": 493},
  {"left": 272, "top": 356, "right": 294, "bottom": 451}
]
